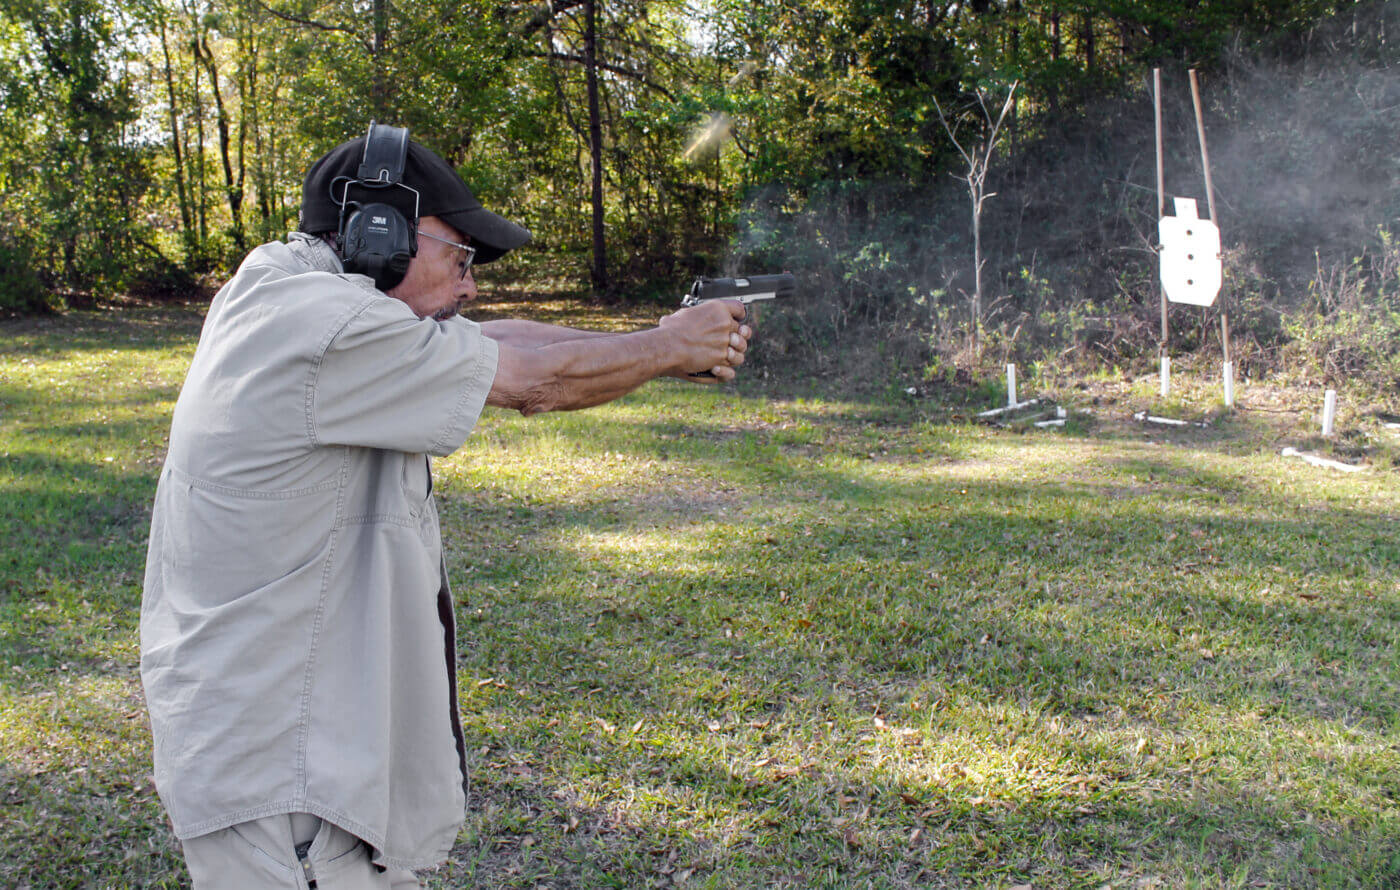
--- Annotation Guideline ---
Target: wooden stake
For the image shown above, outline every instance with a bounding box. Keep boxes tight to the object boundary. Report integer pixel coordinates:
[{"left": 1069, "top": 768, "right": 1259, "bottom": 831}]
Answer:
[
  {"left": 1188, "top": 70, "right": 1217, "bottom": 223},
  {"left": 1189, "top": 69, "right": 1231, "bottom": 370},
  {"left": 1154, "top": 68, "right": 1167, "bottom": 354}
]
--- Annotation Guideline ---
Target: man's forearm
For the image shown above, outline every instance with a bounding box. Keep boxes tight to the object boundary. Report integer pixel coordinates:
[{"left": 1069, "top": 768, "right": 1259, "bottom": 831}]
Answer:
[{"left": 488, "top": 328, "right": 681, "bottom": 416}]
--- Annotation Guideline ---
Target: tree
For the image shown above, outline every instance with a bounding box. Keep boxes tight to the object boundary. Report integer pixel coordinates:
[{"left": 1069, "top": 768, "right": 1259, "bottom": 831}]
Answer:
[
  {"left": 0, "top": 0, "right": 153, "bottom": 304},
  {"left": 932, "top": 81, "right": 1018, "bottom": 359}
]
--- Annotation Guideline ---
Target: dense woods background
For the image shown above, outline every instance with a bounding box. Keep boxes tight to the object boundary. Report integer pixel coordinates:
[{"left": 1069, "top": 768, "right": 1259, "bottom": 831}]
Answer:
[{"left": 1, "top": 0, "right": 1396, "bottom": 388}]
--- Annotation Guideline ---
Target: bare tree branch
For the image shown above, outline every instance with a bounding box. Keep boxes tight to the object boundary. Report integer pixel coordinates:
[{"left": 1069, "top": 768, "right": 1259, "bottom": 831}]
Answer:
[
  {"left": 520, "top": 48, "right": 676, "bottom": 100},
  {"left": 252, "top": 0, "right": 373, "bottom": 53}
]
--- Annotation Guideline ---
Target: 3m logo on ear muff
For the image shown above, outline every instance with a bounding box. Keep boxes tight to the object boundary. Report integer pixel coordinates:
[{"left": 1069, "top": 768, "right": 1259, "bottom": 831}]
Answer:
[{"left": 330, "top": 122, "right": 419, "bottom": 291}]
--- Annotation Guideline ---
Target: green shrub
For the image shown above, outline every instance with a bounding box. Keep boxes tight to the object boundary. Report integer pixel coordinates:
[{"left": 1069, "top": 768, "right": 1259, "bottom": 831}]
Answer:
[
  {"left": 0, "top": 237, "right": 50, "bottom": 315},
  {"left": 1282, "top": 230, "right": 1400, "bottom": 392}
]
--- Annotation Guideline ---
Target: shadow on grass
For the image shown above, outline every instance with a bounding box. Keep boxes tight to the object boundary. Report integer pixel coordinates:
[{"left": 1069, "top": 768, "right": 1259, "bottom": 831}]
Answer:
[
  {"left": 0, "top": 382, "right": 182, "bottom": 417},
  {"left": 0, "top": 451, "right": 155, "bottom": 680},
  {"left": 433, "top": 437, "right": 1400, "bottom": 886},
  {"left": 0, "top": 741, "right": 183, "bottom": 888},
  {"left": 0, "top": 305, "right": 206, "bottom": 358}
]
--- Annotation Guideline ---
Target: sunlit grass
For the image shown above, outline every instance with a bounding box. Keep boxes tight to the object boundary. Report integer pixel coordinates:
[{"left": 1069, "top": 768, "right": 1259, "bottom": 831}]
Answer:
[{"left": 2, "top": 305, "right": 1398, "bottom": 888}]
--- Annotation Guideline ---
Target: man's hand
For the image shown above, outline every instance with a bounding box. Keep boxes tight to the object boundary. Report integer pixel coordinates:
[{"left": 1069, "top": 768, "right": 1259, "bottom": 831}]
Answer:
[{"left": 659, "top": 299, "right": 753, "bottom": 383}]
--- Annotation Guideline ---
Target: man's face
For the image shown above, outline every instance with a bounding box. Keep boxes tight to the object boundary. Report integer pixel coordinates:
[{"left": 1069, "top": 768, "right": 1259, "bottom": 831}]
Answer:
[{"left": 386, "top": 215, "right": 478, "bottom": 320}]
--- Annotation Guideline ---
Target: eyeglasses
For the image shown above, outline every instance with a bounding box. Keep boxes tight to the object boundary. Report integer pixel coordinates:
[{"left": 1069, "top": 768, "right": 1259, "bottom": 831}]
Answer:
[{"left": 418, "top": 231, "right": 476, "bottom": 280}]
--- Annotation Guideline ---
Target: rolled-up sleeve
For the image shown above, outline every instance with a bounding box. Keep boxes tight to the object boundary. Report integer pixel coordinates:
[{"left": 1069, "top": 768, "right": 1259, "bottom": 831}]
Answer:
[{"left": 308, "top": 299, "right": 499, "bottom": 456}]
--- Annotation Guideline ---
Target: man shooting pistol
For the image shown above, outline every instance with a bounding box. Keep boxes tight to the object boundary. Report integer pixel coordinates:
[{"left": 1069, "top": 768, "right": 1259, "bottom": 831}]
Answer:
[{"left": 139, "top": 123, "right": 756, "bottom": 890}]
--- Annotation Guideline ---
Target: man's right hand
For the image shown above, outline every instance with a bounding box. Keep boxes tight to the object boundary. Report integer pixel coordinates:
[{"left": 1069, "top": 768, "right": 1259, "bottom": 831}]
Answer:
[{"left": 659, "top": 299, "right": 753, "bottom": 383}]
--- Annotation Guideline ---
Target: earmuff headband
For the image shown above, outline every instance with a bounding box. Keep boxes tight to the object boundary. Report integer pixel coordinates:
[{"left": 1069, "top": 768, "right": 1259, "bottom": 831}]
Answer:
[{"left": 332, "top": 121, "right": 420, "bottom": 290}]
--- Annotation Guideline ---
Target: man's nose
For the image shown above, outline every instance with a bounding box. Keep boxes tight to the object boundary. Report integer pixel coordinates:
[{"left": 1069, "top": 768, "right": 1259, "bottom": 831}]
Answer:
[{"left": 459, "top": 268, "right": 478, "bottom": 300}]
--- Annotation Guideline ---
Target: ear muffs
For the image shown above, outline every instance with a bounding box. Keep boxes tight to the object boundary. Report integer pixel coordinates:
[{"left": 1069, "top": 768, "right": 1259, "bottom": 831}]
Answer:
[
  {"left": 340, "top": 201, "right": 415, "bottom": 291},
  {"left": 332, "top": 122, "right": 420, "bottom": 291}
]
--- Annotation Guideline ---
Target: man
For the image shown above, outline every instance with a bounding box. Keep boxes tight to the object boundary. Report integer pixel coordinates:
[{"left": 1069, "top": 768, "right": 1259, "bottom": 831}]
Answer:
[{"left": 139, "top": 129, "right": 751, "bottom": 889}]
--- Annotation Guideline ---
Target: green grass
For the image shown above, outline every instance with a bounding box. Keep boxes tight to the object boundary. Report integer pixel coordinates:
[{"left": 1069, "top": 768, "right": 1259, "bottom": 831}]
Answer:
[{"left": 2, "top": 306, "right": 1398, "bottom": 888}]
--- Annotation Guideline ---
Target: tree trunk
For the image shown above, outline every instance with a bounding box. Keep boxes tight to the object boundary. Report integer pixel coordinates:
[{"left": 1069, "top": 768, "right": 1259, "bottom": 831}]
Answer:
[
  {"left": 584, "top": 0, "right": 608, "bottom": 294},
  {"left": 372, "top": 0, "right": 389, "bottom": 116},
  {"left": 192, "top": 36, "right": 208, "bottom": 255},
  {"left": 1080, "top": 13, "right": 1095, "bottom": 72},
  {"left": 157, "top": 11, "right": 193, "bottom": 250},
  {"left": 195, "top": 35, "right": 245, "bottom": 251}
]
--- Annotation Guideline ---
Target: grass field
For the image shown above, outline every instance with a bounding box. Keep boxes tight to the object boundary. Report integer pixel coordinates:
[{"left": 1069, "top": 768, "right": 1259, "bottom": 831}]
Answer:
[{"left": 1, "top": 304, "right": 1397, "bottom": 889}]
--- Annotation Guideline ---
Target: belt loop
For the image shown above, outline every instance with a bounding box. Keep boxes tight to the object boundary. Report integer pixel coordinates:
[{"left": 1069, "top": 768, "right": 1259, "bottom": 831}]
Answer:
[{"left": 294, "top": 841, "right": 318, "bottom": 888}]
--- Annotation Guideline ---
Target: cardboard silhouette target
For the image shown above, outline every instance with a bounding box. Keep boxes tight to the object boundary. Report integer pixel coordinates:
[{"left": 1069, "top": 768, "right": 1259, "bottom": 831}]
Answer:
[{"left": 1158, "top": 196, "right": 1221, "bottom": 307}]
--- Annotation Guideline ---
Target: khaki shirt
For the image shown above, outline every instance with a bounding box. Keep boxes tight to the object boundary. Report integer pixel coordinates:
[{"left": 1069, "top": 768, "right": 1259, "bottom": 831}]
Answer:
[{"left": 140, "top": 234, "right": 498, "bottom": 869}]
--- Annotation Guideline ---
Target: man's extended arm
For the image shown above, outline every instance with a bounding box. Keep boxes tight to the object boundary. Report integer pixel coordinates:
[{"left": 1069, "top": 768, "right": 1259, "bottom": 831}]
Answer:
[{"left": 485, "top": 300, "right": 749, "bottom": 416}]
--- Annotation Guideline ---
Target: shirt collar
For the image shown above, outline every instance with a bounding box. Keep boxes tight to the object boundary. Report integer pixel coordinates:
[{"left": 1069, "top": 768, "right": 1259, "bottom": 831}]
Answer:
[{"left": 286, "top": 231, "right": 345, "bottom": 275}]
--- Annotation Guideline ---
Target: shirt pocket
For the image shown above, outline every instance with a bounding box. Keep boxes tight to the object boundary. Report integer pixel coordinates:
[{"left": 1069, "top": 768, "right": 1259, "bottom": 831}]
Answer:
[
  {"left": 158, "top": 467, "right": 338, "bottom": 610},
  {"left": 402, "top": 454, "right": 433, "bottom": 516}
]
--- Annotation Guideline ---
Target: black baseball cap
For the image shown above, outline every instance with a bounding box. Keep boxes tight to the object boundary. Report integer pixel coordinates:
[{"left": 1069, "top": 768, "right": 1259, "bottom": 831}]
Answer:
[{"left": 299, "top": 134, "right": 531, "bottom": 265}]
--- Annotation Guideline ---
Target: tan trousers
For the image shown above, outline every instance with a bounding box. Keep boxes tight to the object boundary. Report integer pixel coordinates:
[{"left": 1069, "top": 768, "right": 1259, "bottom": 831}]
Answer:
[{"left": 182, "top": 813, "right": 422, "bottom": 889}]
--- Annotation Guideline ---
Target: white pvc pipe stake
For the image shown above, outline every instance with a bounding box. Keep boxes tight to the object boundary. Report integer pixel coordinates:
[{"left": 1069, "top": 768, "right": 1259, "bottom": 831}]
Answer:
[
  {"left": 1322, "top": 389, "right": 1337, "bottom": 437},
  {"left": 1034, "top": 407, "right": 1070, "bottom": 429},
  {"left": 1134, "top": 411, "right": 1208, "bottom": 428},
  {"left": 1006, "top": 364, "right": 1017, "bottom": 408},
  {"left": 976, "top": 398, "right": 1040, "bottom": 419},
  {"left": 1281, "top": 447, "right": 1364, "bottom": 473},
  {"left": 1160, "top": 355, "right": 1170, "bottom": 397},
  {"left": 1223, "top": 361, "right": 1234, "bottom": 408}
]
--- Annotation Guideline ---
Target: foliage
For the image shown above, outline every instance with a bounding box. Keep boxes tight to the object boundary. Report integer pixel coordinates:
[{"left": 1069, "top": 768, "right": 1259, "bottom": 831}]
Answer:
[
  {"left": 1281, "top": 230, "right": 1400, "bottom": 392},
  {"left": 0, "top": 0, "right": 153, "bottom": 307}
]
